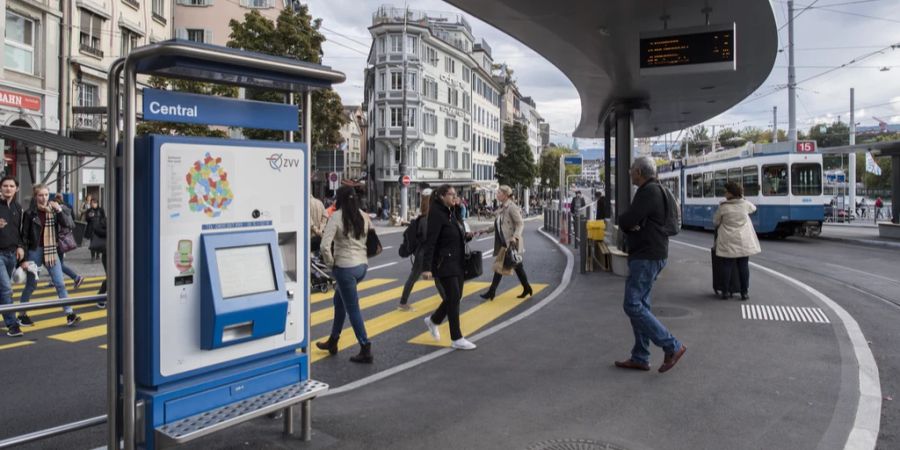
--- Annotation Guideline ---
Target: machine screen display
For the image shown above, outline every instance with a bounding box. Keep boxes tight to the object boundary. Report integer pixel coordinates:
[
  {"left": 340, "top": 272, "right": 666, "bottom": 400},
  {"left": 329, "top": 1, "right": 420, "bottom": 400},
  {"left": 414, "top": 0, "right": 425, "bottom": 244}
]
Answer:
[{"left": 216, "top": 245, "right": 277, "bottom": 299}]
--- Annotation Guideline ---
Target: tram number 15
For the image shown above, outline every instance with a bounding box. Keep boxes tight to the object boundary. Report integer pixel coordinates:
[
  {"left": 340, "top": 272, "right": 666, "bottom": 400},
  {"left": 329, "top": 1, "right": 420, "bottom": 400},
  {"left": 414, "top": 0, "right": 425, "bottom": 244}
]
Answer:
[{"left": 796, "top": 141, "right": 815, "bottom": 153}]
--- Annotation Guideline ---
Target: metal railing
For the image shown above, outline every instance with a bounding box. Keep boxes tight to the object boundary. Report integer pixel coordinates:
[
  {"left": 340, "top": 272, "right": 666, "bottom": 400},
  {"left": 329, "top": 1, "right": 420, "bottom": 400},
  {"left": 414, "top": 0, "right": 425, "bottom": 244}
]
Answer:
[{"left": 0, "top": 294, "right": 106, "bottom": 315}]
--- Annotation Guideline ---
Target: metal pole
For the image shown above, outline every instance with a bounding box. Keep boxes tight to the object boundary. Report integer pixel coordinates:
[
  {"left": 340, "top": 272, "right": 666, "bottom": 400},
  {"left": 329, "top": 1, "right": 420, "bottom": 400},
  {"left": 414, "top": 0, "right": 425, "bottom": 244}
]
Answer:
[
  {"left": 299, "top": 399, "right": 312, "bottom": 441},
  {"left": 615, "top": 108, "right": 634, "bottom": 224},
  {"left": 773, "top": 106, "right": 778, "bottom": 142},
  {"left": 399, "top": 7, "right": 409, "bottom": 221},
  {"left": 849, "top": 88, "right": 857, "bottom": 217},
  {"left": 0, "top": 415, "right": 107, "bottom": 449},
  {"left": 123, "top": 59, "right": 138, "bottom": 450},
  {"left": 106, "top": 58, "right": 124, "bottom": 450},
  {"left": 892, "top": 155, "right": 899, "bottom": 224},
  {"left": 603, "top": 117, "right": 612, "bottom": 218},
  {"left": 302, "top": 90, "right": 313, "bottom": 442},
  {"left": 282, "top": 405, "right": 295, "bottom": 437},
  {"left": 579, "top": 214, "right": 587, "bottom": 274},
  {"left": 787, "top": 0, "right": 798, "bottom": 142}
]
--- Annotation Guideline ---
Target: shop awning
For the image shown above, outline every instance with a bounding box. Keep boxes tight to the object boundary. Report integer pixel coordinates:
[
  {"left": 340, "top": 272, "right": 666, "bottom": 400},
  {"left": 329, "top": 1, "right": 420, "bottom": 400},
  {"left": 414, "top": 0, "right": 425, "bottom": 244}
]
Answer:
[{"left": 0, "top": 126, "right": 106, "bottom": 157}]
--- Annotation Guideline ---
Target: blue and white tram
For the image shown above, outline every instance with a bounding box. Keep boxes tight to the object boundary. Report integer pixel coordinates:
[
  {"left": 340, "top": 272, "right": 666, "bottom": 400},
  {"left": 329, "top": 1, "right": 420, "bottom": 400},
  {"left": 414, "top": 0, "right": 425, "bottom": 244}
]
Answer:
[{"left": 659, "top": 141, "right": 825, "bottom": 237}]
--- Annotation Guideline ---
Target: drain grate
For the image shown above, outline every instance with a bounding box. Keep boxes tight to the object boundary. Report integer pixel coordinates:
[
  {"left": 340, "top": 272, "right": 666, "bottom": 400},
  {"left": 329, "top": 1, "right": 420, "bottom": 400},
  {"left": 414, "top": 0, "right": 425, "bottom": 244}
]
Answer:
[
  {"left": 741, "top": 304, "right": 830, "bottom": 323},
  {"left": 526, "top": 439, "right": 628, "bottom": 450}
]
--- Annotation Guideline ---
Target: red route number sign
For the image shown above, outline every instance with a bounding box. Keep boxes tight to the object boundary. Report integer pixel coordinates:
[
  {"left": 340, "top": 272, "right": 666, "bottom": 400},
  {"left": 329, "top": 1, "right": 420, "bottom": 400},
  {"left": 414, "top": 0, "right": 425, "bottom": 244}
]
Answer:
[{"left": 796, "top": 141, "right": 816, "bottom": 153}]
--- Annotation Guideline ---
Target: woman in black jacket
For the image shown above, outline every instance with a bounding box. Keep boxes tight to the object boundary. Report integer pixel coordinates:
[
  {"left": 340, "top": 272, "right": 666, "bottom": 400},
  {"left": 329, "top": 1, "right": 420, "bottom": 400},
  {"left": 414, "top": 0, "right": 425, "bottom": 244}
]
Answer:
[{"left": 420, "top": 185, "right": 476, "bottom": 350}]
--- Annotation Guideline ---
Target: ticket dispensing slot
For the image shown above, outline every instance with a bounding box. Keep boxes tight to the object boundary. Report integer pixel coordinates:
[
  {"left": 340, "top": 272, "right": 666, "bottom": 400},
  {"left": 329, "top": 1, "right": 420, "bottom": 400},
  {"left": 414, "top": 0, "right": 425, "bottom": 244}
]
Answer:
[{"left": 200, "top": 229, "right": 288, "bottom": 350}]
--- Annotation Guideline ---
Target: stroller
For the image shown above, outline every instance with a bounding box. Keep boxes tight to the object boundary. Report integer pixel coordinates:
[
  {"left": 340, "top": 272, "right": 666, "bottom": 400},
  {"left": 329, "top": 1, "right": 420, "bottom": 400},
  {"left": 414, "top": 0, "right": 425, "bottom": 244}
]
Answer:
[{"left": 310, "top": 235, "right": 334, "bottom": 293}]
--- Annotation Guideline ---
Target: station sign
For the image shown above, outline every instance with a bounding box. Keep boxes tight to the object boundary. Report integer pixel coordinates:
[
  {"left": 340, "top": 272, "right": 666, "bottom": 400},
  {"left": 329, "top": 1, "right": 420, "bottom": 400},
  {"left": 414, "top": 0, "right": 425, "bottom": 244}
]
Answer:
[
  {"left": 143, "top": 89, "right": 298, "bottom": 131},
  {"left": 563, "top": 156, "right": 583, "bottom": 166},
  {"left": 639, "top": 23, "right": 736, "bottom": 75}
]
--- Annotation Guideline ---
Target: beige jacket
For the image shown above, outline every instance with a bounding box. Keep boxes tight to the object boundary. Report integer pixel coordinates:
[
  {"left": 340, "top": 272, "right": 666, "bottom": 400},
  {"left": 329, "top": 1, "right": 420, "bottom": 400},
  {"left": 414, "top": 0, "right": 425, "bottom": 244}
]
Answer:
[
  {"left": 320, "top": 209, "right": 370, "bottom": 268},
  {"left": 713, "top": 199, "right": 761, "bottom": 258},
  {"left": 488, "top": 200, "right": 525, "bottom": 254},
  {"left": 310, "top": 197, "right": 327, "bottom": 236}
]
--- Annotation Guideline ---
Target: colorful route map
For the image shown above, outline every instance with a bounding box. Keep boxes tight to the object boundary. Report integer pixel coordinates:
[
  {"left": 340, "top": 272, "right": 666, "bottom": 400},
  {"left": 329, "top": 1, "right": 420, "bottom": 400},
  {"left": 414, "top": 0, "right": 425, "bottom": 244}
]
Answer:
[{"left": 186, "top": 152, "right": 234, "bottom": 218}]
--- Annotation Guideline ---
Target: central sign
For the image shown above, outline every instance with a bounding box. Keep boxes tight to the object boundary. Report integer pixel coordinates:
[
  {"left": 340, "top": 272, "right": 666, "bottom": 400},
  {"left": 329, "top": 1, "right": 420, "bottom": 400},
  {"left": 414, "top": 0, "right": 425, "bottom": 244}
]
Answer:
[
  {"left": 639, "top": 23, "right": 736, "bottom": 75},
  {"left": 142, "top": 89, "right": 299, "bottom": 131}
]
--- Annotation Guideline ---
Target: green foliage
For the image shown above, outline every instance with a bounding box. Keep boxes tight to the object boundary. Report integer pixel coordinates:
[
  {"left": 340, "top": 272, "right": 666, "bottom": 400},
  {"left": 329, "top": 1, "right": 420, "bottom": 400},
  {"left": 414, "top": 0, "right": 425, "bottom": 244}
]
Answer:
[
  {"left": 538, "top": 146, "right": 578, "bottom": 189},
  {"left": 136, "top": 77, "right": 238, "bottom": 137},
  {"left": 807, "top": 121, "right": 850, "bottom": 148},
  {"left": 227, "top": 8, "right": 347, "bottom": 149},
  {"left": 496, "top": 122, "right": 536, "bottom": 188}
]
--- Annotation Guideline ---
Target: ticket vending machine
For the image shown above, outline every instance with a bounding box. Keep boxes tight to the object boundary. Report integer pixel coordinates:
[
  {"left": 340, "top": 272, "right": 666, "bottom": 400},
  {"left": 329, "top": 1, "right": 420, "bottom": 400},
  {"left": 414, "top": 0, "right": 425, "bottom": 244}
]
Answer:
[{"left": 132, "top": 135, "right": 319, "bottom": 447}]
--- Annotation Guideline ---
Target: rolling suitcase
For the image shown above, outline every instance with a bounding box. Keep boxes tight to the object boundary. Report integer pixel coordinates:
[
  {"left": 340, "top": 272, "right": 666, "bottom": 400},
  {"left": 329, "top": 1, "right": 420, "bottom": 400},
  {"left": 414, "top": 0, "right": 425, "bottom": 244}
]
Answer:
[{"left": 711, "top": 246, "right": 741, "bottom": 297}]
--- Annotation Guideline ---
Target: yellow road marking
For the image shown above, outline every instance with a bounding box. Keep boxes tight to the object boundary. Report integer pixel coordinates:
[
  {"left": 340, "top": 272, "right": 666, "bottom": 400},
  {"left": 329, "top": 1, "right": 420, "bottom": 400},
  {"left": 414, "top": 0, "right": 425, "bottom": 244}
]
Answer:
[
  {"left": 16, "top": 290, "right": 106, "bottom": 318},
  {"left": 408, "top": 284, "right": 547, "bottom": 347},
  {"left": 13, "top": 281, "right": 103, "bottom": 298},
  {"left": 310, "top": 281, "right": 433, "bottom": 327},
  {"left": 310, "top": 278, "right": 395, "bottom": 304},
  {"left": 0, "top": 340, "right": 34, "bottom": 351},
  {"left": 49, "top": 324, "right": 107, "bottom": 343},
  {"left": 21, "top": 310, "right": 106, "bottom": 332},
  {"left": 99, "top": 344, "right": 107, "bottom": 349},
  {"left": 12, "top": 276, "right": 105, "bottom": 291},
  {"left": 311, "top": 282, "right": 490, "bottom": 362}
]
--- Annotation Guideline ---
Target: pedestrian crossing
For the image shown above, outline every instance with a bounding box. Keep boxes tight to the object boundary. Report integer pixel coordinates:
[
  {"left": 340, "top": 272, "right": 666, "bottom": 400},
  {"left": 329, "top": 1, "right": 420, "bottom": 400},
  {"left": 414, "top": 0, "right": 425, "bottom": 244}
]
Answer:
[{"left": 1, "top": 276, "right": 547, "bottom": 361}]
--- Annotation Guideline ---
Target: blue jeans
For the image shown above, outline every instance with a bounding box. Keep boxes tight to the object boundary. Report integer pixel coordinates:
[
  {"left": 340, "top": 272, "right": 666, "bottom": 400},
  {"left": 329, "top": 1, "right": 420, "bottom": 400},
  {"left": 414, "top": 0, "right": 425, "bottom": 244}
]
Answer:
[
  {"left": 330, "top": 264, "right": 369, "bottom": 345},
  {"left": 21, "top": 248, "right": 72, "bottom": 315},
  {"left": 58, "top": 251, "right": 79, "bottom": 281},
  {"left": 624, "top": 259, "right": 681, "bottom": 365},
  {"left": 0, "top": 250, "right": 17, "bottom": 327}
]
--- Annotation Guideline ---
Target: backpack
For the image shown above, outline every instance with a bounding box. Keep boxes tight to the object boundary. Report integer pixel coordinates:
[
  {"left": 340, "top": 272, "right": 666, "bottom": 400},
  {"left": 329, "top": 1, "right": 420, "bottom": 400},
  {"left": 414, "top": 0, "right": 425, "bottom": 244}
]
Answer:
[
  {"left": 658, "top": 184, "right": 681, "bottom": 236},
  {"left": 398, "top": 217, "right": 420, "bottom": 258}
]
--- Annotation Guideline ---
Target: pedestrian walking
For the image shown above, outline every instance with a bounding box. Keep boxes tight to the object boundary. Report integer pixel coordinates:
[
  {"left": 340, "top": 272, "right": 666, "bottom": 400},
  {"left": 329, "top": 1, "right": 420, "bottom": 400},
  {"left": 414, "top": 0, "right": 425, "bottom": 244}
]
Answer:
[
  {"left": 52, "top": 194, "right": 85, "bottom": 289},
  {"left": 316, "top": 185, "right": 374, "bottom": 363},
  {"left": 0, "top": 176, "right": 25, "bottom": 337},
  {"left": 310, "top": 194, "right": 326, "bottom": 253},
  {"left": 614, "top": 157, "right": 686, "bottom": 373},
  {"left": 570, "top": 190, "right": 586, "bottom": 216},
  {"left": 16, "top": 184, "right": 82, "bottom": 328},
  {"left": 382, "top": 194, "right": 391, "bottom": 220},
  {"left": 713, "top": 182, "right": 761, "bottom": 301},
  {"left": 420, "top": 185, "right": 477, "bottom": 350},
  {"left": 875, "top": 197, "right": 884, "bottom": 222},
  {"left": 398, "top": 190, "right": 447, "bottom": 311},
  {"left": 84, "top": 197, "right": 105, "bottom": 261},
  {"left": 479, "top": 185, "right": 532, "bottom": 300}
]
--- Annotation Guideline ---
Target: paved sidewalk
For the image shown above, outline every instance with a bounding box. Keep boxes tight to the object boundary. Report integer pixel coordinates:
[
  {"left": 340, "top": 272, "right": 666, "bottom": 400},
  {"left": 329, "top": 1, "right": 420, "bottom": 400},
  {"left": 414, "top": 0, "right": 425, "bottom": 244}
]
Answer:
[
  {"left": 820, "top": 223, "right": 900, "bottom": 249},
  {"left": 177, "top": 225, "right": 860, "bottom": 450}
]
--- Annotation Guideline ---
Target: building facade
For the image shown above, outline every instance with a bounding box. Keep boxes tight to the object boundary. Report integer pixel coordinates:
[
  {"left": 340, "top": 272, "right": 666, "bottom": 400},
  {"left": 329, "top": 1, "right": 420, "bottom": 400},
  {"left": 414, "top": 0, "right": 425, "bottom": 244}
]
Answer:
[
  {"left": 174, "top": 0, "right": 287, "bottom": 46},
  {"left": 368, "top": 6, "right": 505, "bottom": 216},
  {"left": 1, "top": 0, "right": 62, "bottom": 186},
  {"left": 339, "top": 104, "right": 364, "bottom": 181}
]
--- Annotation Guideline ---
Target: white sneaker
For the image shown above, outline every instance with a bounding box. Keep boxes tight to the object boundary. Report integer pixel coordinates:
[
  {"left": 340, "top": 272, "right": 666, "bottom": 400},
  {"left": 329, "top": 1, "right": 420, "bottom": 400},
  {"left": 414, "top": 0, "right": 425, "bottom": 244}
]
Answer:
[
  {"left": 451, "top": 338, "right": 476, "bottom": 350},
  {"left": 424, "top": 317, "right": 440, "bottom": 341}
]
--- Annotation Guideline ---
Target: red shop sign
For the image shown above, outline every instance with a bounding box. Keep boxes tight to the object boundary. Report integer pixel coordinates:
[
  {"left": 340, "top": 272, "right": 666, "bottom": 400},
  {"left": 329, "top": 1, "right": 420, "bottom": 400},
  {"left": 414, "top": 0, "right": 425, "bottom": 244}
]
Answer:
[{"left": 0, "top": 89, "right": 41, "bottom": 111}]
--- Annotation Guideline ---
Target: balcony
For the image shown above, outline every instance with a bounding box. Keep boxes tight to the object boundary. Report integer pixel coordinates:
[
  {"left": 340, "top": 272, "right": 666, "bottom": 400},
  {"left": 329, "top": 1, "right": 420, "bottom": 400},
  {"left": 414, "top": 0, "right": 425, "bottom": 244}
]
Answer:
[
  {"left": 79, "top": 44, "right": 103, "bottom": 58},
  {"left": 73, "top": 113, "right": 103, "bottom": 131}
]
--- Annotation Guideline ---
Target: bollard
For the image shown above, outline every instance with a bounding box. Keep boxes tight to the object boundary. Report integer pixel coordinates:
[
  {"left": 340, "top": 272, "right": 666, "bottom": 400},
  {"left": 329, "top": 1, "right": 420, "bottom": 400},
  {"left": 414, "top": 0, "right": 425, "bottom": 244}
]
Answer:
[
  {"left": 579, "top": 215, "right": 588, "bottom": 274},
  {"left": 560, "top": 213, "right": 569, "bottom": 244}
]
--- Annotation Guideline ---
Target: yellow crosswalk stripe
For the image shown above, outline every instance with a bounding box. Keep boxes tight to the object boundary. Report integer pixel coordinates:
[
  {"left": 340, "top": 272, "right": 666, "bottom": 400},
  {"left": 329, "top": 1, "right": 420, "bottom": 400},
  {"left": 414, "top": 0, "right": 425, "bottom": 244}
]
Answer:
[
  {"left": 11, "top": 276, "right": 105, "bottom": 292},
  {"left": 408, "top": 284, "right": 548, "bottom": 347},
  {"left": 16, "top": 291, "right": 106, "bottom": 319},
  {"left": 310, "top": 281, "right": 432, "bottom": 327},
  {"left": 19, "top": 310, "right": 106, "bottom": 332},
  {"left": 310, "top": 278, "right": 395, "bottom": 304},
  {"left": 310, "top": 282, "right": 490, "bottom": 362},
  {"left": 0, "top": 340, "right": 34, "bottom": 351},
  {"left": 99, "top": 344, "right": 107, "bottom": 349},
  {"left": 15, "top": 281, "right": 103, "bottom": 298},
  {"left": 49, "top": 324, "right": 107, "bottom": 343}
]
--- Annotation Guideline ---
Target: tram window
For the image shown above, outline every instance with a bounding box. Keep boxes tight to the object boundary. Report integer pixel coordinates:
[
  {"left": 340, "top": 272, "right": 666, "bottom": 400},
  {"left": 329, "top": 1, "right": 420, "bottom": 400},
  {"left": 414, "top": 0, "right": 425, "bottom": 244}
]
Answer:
[
  {"left": 791, "top": 163, "right": 822, "bottom": 196},
  {"left": 742, "top": 166, "right": 759, "bottom": 196},
  {"left": 762, "top": 164, "right": 788, "bottom": 196},
  {"left": 727, "top": 168, "right": 741, "bottom": 186},
  {"left": 691, "top": 174, "right": 702, "bottom": 198},
  {"left": 703, "top": 172, "right": 714, "bottom": 198},
  {"left": 714, "top": 170, "right": 727, "bottom": 197},
  {"left": 685, "top": 175, "right": 692, "bottom": 198}
]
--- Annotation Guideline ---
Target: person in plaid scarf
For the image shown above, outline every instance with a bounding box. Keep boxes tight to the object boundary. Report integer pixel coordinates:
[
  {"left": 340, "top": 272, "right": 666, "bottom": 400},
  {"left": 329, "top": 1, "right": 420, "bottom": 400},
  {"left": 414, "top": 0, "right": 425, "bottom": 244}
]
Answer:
[{"left": 15, "top": 184, "right": 81, "bottom": 328}]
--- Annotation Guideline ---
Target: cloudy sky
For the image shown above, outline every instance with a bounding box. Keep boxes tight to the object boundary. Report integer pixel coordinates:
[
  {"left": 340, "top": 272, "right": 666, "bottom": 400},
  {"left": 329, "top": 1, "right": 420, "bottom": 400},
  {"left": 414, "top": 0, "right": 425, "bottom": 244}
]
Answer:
[{"left": 306, "top": 0, "right": 900, "bottom": 148}]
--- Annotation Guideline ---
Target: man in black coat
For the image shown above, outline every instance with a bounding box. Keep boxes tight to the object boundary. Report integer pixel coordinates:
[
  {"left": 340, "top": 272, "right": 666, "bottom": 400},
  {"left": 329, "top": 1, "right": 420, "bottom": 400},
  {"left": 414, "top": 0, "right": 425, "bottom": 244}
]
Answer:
[{"left": 615, "top": 156, "right": 686, "bottom": 373}]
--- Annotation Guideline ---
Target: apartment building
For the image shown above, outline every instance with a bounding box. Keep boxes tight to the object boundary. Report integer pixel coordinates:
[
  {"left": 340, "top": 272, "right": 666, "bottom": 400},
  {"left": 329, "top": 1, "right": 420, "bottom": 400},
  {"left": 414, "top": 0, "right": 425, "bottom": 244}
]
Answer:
[
  {"left": 519, "top": 96, "right": 543, "bottom": 163},
  {"left": 339, "top": 104, "right": 364, "bottom": 181},
  {"left": 1, "top": 0, "right": 62, "bottom": 183},
  {"left": 470, "top": 39, "right": 501, "bottom": 204},
  {"left": 174, "top": 0, "right": 289, "bottom": 45}
]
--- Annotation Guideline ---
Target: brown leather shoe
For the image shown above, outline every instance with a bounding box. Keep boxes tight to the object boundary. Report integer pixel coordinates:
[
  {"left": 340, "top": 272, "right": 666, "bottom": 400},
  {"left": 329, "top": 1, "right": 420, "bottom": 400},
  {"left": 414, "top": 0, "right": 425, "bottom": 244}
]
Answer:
[
  {"left": 614, "top": 359, "right": 651, "bottom": 371},
  {"left": 658, "top": 345, "right": 687, "bottom": 373}
]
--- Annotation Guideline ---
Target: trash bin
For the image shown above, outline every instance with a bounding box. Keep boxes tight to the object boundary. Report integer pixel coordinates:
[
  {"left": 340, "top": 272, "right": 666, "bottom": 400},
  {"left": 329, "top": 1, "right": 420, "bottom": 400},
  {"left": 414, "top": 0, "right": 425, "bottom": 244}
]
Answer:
[{"left": 586, "top": 220, "right": 606, "bottom": 241}]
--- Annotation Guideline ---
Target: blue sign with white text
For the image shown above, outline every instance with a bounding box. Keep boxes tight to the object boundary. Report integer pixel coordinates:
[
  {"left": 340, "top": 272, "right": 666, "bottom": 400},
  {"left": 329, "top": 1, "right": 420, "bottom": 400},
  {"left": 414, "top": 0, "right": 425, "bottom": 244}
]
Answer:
[
  {"left": 142, "top": 89, "right": 298, "bottom": 131},
  {"left": 564, "top": 156, "right": 583, "bottom": 165}
]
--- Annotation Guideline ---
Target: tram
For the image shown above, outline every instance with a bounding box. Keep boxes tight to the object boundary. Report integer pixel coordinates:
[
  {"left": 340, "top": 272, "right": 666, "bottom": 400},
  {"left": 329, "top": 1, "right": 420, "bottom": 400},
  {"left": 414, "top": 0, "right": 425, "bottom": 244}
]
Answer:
[{"left": 658, "top": 141, "right": 824, "bottom": 237}]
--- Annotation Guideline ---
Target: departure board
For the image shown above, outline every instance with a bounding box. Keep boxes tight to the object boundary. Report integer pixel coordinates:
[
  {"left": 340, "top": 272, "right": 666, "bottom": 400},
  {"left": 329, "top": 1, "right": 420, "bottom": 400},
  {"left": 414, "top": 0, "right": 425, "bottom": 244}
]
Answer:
[{"left": 639, "top": 24, "right": 735, "bottom": 75}]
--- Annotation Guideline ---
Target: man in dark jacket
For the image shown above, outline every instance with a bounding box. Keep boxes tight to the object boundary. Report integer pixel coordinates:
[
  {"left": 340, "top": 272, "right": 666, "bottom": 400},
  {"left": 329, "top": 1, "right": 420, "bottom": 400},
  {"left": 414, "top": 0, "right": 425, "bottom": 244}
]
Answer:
[
  {"left": 615, "top": 156, "right": 686, "bottom": 373},
  {"left": 0, "top": 176, "right": 25, "bottom": 337}
]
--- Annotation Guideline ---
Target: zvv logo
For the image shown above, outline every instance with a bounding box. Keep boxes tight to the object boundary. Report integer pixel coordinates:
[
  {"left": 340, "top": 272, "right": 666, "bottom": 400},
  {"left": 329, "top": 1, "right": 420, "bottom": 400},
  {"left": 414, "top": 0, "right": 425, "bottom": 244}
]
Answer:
[{"left": 266, "top": 153, "right": 301, "bottom": 171}]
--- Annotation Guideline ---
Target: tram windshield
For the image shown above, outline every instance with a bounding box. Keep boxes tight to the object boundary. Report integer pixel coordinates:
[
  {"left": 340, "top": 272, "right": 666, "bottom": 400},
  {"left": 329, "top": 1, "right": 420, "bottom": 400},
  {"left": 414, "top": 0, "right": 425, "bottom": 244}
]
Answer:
[
  {"left": 762, "top": 164, "right": 788, "bottom": 196},
  {"left": 791, "top": 163, "right": 822, "bottom": 196}
]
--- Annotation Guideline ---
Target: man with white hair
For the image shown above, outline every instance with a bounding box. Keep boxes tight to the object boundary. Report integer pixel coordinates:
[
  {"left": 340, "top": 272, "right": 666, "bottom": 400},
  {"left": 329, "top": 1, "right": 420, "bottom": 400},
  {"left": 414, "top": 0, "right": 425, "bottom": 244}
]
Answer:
[{"left": 615, "top": 156, "right": 686, "bottom": 373}]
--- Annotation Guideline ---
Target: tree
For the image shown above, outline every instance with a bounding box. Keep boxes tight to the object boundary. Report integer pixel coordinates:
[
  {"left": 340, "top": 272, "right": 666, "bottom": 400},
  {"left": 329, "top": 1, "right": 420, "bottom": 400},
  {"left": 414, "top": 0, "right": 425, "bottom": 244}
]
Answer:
[
  {"left": 496, "top": 122, "right": 536, "bottom": 189},
  {"left": 679, "top": 126, "right": 711, "bottom": 156},
  {"left": 716, "top": 128, "right": 745, "bottom": 148},
  {"left": 538, "top": 146, "right": 578, "bottom": 189},
  {"left": 136, "top": 78, "right": 237, "bottom": 137},
  {"left": 228, "top": 8, "right": 346, "bottom": 149}
]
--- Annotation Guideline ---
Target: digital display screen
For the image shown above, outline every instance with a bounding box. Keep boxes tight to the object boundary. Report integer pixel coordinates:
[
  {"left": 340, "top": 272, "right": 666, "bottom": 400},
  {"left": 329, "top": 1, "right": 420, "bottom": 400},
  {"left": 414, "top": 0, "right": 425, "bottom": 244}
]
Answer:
[
  {"left": 640, "top": 27, "right": 734, "bottom": 71},
  {"left": 216, "top": 245, "right": 277, "bottom": 299}
]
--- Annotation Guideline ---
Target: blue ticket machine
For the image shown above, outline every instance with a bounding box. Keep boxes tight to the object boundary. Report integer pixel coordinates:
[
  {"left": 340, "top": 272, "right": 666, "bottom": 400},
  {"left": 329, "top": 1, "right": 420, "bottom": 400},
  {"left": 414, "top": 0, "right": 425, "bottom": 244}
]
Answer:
[{"left": 132, "top": 135, "right": 311, "bottom": 447}]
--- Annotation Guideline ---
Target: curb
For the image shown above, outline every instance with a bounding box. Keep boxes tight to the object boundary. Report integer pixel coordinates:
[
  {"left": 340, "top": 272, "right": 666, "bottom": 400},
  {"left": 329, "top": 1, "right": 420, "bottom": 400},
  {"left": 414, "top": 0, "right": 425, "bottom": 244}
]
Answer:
[{"left": 817, "top": 235, "right": 900, "bottom": 250}]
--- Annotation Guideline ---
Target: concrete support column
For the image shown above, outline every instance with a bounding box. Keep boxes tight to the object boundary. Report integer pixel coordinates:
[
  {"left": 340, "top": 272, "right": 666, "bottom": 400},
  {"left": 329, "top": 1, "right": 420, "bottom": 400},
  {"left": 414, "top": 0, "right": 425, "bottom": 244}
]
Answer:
[
  {"left": 614, "top": 109, "right": 634, "bottom": 223},
  {"left": 893, "top": 155, "right": 900, "bottom": 224},
  {"left": 603, "top": 117, "right": 612, "bottom": 219}
]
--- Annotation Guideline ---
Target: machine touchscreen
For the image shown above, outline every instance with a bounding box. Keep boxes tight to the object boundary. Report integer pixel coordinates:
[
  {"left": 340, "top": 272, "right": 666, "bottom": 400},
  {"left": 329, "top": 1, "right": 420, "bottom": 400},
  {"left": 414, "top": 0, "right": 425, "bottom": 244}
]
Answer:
[{"left": 216, "top": 245, "right": 277, "bottom": 299}]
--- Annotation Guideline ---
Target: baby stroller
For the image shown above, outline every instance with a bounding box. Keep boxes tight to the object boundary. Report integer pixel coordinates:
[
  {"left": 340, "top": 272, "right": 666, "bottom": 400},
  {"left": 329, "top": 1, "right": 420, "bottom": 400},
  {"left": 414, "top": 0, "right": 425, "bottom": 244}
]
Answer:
[{"left": 310, "top": 236, "right": 334, "bottom": 293}]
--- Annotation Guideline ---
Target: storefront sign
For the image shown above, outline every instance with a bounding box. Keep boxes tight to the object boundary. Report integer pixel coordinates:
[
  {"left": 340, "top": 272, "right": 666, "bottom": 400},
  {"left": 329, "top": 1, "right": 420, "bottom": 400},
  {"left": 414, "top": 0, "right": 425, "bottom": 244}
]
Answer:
[{"left": 0, "top": 89, "right": 41, "bottom": 111}]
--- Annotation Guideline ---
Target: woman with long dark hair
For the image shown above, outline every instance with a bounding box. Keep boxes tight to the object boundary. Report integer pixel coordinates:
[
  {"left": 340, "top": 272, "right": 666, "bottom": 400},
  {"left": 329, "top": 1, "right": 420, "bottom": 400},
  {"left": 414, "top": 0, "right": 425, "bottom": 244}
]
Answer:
[
  {"left": 421, "top": 185, "right": 476, "bottom": 350},
  {"left": 316, "top": 186, "right": 374, "bottom": 363}
]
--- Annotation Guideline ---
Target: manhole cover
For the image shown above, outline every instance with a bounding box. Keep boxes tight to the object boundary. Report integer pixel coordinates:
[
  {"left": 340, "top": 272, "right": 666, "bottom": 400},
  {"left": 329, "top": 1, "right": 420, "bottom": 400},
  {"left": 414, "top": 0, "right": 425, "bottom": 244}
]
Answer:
[
  {"left": 526, "top": 439, "right": 628, "bottom": 450},
  {"left": 653, "top": 306, "right": 692, "bottom": 318}
]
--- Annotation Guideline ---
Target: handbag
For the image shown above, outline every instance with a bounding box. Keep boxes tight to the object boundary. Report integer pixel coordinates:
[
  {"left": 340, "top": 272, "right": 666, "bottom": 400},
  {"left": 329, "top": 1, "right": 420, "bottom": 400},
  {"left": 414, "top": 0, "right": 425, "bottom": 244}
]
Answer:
[
  {"left": 366, "top": 228, "right": 382, "bottom": 257},
  {"left": 57, "top": 226, "right": 78, "bottom": 254},
  {"left": 504, "top": 246, "right": 522, "bottom": 270},
  {"left": 492, "top": 246, "right": 514, "bottom": 276},
  {"left": 463, "top": 250, "right": 483, "bottom": 280}
]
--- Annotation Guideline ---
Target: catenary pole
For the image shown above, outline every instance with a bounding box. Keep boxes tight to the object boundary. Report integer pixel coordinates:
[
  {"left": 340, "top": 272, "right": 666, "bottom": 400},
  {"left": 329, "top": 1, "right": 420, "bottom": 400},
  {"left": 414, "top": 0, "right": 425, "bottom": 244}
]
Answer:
[
  {"left": 849, "top": 87, "right": 857, "bottom": 216},
  {"left": 399, "top": 6, "right": 409, "bottom": 221},
  {"left": 788, "top": 1, "right": 798, "bottom": 141}
]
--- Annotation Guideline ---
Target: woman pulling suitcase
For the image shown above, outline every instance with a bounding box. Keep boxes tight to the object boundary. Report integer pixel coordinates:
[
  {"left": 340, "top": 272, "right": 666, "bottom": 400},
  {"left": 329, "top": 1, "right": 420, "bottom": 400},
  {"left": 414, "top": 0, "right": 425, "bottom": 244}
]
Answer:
[{"left": 712, "top": 182, "right": 761, "bottom": 300}]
